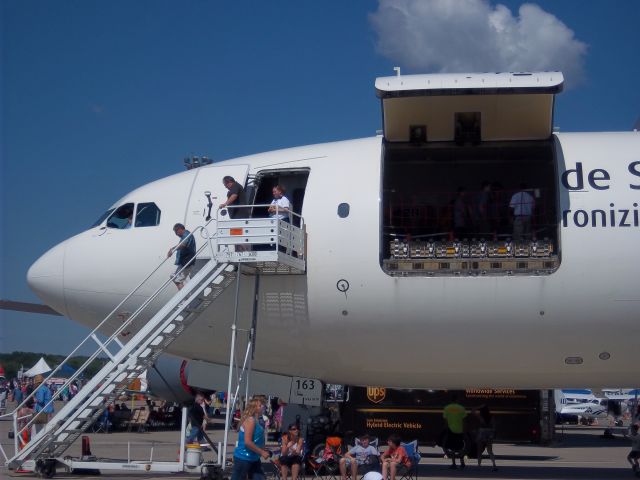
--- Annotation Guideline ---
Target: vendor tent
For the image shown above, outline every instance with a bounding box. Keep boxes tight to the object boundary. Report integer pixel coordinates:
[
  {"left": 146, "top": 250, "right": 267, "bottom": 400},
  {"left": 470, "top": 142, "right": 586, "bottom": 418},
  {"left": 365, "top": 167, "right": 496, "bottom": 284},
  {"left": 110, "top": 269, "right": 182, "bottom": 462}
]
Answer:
[
  {"left": 56, "top": 363, "right": 77, "bottom": 378},
  {"left": 24, "top": 357, "right": 52, "bottom": 377}
]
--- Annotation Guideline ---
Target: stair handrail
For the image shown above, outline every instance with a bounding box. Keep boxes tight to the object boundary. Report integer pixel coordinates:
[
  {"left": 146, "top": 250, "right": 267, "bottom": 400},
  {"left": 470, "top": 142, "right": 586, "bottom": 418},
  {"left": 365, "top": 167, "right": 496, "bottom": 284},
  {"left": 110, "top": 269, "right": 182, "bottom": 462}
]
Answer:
[
  {"left": 219, "top": 203, "right": 305, "bottom": 230},
  {"left": 218, "top": 203, "right": 306, "bottom": 249},
  {"left": 2, "top": 221, "right": 217, "bottom": 428}
]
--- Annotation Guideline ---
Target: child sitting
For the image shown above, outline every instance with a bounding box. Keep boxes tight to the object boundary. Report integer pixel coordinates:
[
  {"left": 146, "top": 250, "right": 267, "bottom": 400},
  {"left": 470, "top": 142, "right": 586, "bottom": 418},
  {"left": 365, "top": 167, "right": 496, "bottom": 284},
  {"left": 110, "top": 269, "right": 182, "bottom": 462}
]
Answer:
[{"left": 381, "top": 434, "right": 410, "bottom": 480}]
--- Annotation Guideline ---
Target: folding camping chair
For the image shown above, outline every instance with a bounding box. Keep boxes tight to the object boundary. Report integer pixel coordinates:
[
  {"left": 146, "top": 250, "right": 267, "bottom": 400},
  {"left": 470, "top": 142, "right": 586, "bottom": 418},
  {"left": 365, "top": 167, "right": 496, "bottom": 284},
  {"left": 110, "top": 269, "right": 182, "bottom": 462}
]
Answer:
[
  {"left": 127, "top": 407, "right": 150, "bottom": 432},
  {"left": 263, "top": 454, "right": 283, "bottom": 480},
  {"left": 307, "top": 436, "right": 343, "bottom": 480},
  {"left": 398, "top": 440, "right": 420, "bottom": 480},
  {"left": 90, "top": 409, "right": 112, "bottom": 433}
]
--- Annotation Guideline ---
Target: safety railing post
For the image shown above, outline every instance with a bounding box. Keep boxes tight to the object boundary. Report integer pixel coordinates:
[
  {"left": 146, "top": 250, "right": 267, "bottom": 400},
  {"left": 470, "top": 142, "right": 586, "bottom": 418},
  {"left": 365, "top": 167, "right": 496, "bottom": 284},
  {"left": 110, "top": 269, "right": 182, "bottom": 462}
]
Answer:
[
  {"left": 222, "top": 264, "right": 241, "bottom": 466},
  {"left": 0, "top": 433, "right": 7, "bottom": 464},
  {"left": 12, "top": 413, "right": 18, "bottom": 458},
  {"left": 179, "top": 407, "right": 187, "bottom": 468},
  {"left": 222, "top": 323, "right": 237, "bottom": 467}
]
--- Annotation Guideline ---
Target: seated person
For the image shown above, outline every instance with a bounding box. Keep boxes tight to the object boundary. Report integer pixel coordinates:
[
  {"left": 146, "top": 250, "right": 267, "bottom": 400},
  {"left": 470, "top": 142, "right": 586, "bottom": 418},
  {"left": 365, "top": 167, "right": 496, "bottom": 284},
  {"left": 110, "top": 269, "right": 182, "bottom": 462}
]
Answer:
[
  {"left": 381, "top": 434, "right": 410, "bottom": 480},
  {"left": 97, "top": 407, "right": 112, "bottom": 432},
  {"left": 280, "top": 423, "right": 304, "bottom": 480},
  {"left": 340, "top": 434, "right": 379, "bottom": 480}
]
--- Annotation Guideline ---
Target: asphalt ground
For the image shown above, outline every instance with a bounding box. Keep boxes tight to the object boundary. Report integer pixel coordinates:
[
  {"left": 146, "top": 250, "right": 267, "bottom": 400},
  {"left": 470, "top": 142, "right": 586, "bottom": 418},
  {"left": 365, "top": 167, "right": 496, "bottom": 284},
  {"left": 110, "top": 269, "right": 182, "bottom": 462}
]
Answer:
[{"left": 1, "top": 401, "right": 637, "bottom": 480}]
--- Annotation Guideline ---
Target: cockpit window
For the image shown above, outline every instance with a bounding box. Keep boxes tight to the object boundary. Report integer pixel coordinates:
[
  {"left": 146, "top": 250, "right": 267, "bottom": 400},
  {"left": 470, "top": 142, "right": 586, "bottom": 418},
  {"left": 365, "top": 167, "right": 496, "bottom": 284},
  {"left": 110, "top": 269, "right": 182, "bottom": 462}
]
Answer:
[
  {"left": 135, "top": 202, "right": 161, "bottom": 227},
  {"left": 106, "top": 203, "right": 135, "bottom": 229},
  {"left": 91, "top": 208, "right": 115, "bottom": 227}
]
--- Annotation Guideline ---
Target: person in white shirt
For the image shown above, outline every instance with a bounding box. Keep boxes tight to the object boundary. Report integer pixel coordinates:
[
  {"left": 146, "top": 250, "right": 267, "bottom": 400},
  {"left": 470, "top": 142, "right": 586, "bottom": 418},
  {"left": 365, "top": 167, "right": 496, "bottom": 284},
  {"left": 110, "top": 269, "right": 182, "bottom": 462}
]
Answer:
[
  {"left": 509, "top": 183, "right": 535, "bottom": 241},
  {"left": 339, "top": 435, "right": 379, "bottom": 480},
  {"left": 268, "top": 185, "right": 292, "bottom": 223}
]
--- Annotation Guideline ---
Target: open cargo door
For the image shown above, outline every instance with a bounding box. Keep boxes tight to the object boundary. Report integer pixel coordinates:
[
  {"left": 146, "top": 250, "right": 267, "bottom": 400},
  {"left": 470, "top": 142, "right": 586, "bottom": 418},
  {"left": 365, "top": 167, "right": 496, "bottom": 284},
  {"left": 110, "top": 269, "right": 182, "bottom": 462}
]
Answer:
[
  {"left": 376, "top": 72, "right": 563, "bottom": 143},
  {"left": 377, "top": 72, "right": 564, "bottom": 277}
]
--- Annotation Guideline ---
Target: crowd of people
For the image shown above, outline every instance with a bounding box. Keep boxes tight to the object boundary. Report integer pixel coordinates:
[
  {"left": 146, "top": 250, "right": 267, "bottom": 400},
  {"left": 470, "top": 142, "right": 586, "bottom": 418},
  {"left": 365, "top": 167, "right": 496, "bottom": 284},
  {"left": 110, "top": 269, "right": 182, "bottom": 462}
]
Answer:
[
  {"left": 451, "top": 181, "right": 537, "bottom": 241},
  {"left": 2, "top": 375, "right": 72, "bottom": 442},
  {"left": 216, "top": 395, "right": 501, "bottom": 480},
  {"left": 227, "top": 396, "right": 640, "bottom": 478},
  {"left": 4, "top": 379, "right": 639, "bottom": 477},
  {"left": 3, "top": 375, "right": 81, "bottom": 407}
]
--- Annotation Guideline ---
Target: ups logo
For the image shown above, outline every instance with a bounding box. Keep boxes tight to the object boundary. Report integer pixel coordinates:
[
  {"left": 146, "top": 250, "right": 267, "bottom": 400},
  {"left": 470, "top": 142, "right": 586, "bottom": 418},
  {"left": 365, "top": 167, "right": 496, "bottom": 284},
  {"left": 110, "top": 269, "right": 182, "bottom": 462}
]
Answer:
[{"left": 367, "top": 387, "right": 386, "bottom": 404}]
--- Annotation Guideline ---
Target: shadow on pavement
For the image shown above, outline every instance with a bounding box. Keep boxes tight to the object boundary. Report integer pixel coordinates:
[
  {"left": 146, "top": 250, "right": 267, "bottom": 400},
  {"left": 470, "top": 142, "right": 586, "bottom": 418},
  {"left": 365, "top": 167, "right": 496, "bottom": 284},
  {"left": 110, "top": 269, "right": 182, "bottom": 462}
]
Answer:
[
  {"left": 417, "top": 463, "right": 632, "bottom": 479},
  {"left": 422, "top": 452, "right": 558, "bottom": 462}
]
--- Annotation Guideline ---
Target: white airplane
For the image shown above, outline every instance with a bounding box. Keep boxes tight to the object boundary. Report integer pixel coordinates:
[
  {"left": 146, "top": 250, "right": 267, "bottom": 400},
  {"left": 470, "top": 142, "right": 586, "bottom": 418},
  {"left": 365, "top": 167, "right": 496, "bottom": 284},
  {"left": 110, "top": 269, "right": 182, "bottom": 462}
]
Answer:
[
  {"left": 559, "top": 402, "right": 608, "bottom": 423},
  {"left": 556, "top": 389, "right": 600, "bottom": 405},
  {"left": 555, "top": 389, "right": 608, "bottom": 423},
  {"left": 23, "top": 71, "right": 640, "bottom": 391},
  {"left": 602, "top": 388, "right": 640, "bottom": 401}
]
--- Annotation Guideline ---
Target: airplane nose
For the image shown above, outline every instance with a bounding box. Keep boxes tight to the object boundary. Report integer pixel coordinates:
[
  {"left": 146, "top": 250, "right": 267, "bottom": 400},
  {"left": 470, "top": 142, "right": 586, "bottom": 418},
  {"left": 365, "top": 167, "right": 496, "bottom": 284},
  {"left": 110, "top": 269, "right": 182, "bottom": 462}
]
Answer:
[{"left": 27, "top": 241, "right": 68, "bottom": 316}]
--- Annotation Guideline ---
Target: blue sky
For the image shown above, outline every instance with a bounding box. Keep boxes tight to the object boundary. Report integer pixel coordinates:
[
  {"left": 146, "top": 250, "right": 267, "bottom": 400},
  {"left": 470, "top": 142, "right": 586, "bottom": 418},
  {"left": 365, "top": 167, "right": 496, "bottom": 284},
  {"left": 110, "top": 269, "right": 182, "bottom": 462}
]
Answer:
[{"left": 1, "top": 0, "right": 639, "bottom": 356}]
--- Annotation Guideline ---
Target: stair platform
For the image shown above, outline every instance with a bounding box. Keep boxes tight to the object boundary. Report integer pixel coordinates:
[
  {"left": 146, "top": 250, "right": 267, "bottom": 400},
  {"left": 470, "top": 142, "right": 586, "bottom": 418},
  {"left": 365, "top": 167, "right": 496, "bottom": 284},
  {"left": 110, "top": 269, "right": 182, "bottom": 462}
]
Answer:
[{"left": 214, "top": 216, "right": 306, "bottom": 274}]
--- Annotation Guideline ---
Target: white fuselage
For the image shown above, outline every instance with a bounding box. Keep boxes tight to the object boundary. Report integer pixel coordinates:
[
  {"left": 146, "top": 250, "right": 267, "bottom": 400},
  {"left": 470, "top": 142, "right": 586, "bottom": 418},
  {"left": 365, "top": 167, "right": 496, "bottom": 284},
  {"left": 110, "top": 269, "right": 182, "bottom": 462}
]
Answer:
[{"left": 28, "top": 132, "right": 640, "bottom": 389}]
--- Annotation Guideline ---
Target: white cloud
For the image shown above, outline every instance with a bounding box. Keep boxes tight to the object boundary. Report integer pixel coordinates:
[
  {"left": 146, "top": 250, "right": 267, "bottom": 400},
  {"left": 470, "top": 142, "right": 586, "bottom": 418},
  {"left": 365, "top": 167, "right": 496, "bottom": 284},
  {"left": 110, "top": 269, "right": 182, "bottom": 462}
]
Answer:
[{"left": 369, "top": 0, "right": 587, "bottom": 87}]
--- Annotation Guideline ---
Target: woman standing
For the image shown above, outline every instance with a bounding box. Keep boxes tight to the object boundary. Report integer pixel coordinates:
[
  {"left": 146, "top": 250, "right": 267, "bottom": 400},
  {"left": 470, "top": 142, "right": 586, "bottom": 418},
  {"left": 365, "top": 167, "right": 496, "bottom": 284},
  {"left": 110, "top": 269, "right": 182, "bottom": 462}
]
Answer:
[
  {"left": 231, "top": 397, "right": 271, "bottom": 480},
  {"left": 279, "top": 424, "right": 304, "bottom": 480},
  {"left": 474, "top": 405, "right": 497, "bottom": 471}
]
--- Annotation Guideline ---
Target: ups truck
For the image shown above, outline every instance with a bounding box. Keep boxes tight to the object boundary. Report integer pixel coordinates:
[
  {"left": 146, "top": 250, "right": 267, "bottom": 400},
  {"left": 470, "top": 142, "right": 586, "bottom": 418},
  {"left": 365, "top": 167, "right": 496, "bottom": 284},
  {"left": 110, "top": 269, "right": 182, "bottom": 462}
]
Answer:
[{"left": 339, "top": 388, "right": 554, "bottom": 444}]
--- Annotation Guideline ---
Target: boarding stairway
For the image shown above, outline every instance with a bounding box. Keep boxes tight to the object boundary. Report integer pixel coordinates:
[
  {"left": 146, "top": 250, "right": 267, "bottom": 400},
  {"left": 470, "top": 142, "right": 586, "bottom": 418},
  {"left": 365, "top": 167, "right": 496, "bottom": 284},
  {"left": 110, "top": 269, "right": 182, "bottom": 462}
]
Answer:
[{"left": 2, "top": 208, "right": 306, "bottom": 473}]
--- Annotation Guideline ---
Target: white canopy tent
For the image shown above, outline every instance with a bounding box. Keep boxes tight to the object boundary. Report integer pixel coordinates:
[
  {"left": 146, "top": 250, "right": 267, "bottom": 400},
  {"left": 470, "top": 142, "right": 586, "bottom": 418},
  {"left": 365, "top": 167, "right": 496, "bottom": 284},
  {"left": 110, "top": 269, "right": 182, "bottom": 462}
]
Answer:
[{"left": 24, "top": 357, "right": 52, "bottom": 377}]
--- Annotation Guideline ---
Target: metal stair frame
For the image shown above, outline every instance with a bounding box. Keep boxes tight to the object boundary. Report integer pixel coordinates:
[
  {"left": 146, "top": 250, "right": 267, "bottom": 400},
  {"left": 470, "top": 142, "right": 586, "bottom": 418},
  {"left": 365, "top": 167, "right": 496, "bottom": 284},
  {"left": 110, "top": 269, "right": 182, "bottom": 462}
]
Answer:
[
  {"left": 8, "top": 259, "right": 234, "bottom": 468},
  {"left": 2, "top": 220, "right": 219, "bottom": 459},
  {"left": 2, "top": 206, "right": 307, "bottom": 472}
]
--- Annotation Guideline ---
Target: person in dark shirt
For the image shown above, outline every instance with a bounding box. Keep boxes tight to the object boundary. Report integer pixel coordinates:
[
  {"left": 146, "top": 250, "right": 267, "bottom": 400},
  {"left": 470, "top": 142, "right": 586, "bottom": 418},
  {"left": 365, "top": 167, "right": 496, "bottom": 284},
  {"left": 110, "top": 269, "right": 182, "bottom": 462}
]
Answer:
[
  {"left": 220, "top": 176, "right": 244, "bottom": 219},
  {"left": 452, "top": 187, "right": 471, "bottom": 239},
  {"left": 472, "top": 405, "right": 497, "bottom": 471},
  {"left": 474, "top": 181, "right": 492, "bottom": 237},
  {"left": 187, "top": 392, "right": 209, "bottom": 444},
  {"left": 167, "top": 223, "right": 196, "bottom": 290}
]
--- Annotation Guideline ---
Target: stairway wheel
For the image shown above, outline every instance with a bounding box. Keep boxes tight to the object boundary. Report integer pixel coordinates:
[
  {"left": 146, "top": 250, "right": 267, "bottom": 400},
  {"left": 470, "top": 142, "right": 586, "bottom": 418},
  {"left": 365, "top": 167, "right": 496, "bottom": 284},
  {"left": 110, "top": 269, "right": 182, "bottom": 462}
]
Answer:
[{"left": 35, "top": 458, "right": 57, "bottom": 478}]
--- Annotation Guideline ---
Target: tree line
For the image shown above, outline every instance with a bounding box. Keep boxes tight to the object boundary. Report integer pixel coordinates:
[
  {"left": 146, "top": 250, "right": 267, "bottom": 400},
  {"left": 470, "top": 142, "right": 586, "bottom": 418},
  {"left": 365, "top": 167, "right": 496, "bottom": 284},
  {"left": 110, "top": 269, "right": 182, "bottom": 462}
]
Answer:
[{"left": 0, "top": 351, "right": 108, "bottom": 379}]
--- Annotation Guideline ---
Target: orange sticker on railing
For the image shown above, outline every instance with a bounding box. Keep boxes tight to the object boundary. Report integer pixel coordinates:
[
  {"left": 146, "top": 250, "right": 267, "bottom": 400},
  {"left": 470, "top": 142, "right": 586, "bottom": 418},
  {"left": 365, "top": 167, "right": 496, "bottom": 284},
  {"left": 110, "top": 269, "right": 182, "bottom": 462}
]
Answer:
[{"left": 230, "top": 228, "right": 244, "bottom": 236}]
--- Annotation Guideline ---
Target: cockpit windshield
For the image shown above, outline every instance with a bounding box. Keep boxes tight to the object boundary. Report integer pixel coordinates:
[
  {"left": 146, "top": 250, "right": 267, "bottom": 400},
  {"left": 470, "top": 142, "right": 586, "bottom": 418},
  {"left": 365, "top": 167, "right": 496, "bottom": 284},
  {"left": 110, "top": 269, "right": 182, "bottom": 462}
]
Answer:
[
  {"left": 91, "top": 208, "right": 115, "bottom": 227},
  {"left": 135, "top": 202, "right": 161, "bottom": 227},
  {"left": 106, "top": 203, "right": 135, "bottom": 229}
]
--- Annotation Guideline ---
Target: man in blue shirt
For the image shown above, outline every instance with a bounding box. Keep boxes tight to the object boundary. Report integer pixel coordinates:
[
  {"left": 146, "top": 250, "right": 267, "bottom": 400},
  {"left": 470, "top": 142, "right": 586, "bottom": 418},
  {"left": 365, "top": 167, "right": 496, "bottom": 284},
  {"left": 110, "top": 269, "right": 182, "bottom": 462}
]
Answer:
[
  {"left": 167, "top": 223, "right": 196, "bottom": 290},
  {"left": 34, "top": 375, "right": 54, "bottom": 431},
  {"left": 13, "top": 383, "right": 24, "bottom": 404}
]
